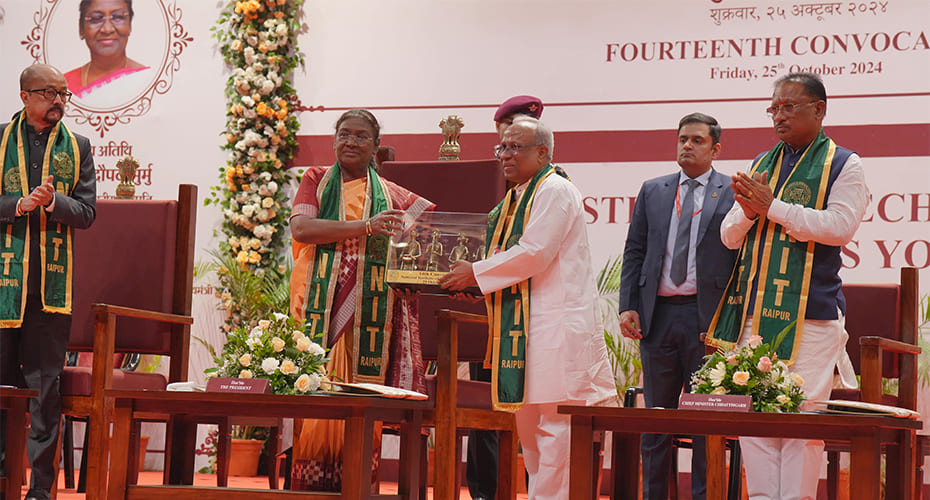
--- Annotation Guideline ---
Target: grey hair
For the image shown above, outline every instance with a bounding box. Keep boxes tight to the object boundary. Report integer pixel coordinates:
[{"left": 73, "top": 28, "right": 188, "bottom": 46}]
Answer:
[{"left": 511, "top": 115, "right": 554, "bottom": 161}]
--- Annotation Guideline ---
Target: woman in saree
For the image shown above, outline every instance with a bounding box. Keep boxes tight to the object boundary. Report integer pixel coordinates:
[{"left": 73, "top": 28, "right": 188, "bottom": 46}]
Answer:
[
  {"left": 64, "top": 0, "right": 150, "bottom": 104},
  {"left": 288, "top": 109, "right": 434, "bottom": 490}
]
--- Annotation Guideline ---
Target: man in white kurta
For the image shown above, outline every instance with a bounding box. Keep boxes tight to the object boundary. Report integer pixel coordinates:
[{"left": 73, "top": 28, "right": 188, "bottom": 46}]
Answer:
[
  {"left": 714, "top": 73, "right": 867, "bottom": 500},
  {"left": 440, "top": 117, "right": 616, "bottom": 500}
]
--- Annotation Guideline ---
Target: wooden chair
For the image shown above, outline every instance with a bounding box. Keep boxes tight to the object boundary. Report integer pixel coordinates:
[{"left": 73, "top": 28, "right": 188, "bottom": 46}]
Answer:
[
  {"left": 379, "top": 159, "right": 517, "bottom": 500},
  {"left": 57, "top": 184, "right": 197, "bottom": 500},
  {"left": 825, "top": 266, "right": 920, "bottom": 500}
]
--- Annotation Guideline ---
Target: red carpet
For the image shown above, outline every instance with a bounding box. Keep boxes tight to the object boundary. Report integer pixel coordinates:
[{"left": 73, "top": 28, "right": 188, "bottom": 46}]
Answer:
[{"left": 27, "top": 468, "right": 528, "bottom": 499}]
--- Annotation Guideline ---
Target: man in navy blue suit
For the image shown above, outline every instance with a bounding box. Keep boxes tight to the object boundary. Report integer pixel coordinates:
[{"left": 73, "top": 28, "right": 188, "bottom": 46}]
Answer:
[{"left": 618, "top": 112, "right": 737, "bottom": 500}]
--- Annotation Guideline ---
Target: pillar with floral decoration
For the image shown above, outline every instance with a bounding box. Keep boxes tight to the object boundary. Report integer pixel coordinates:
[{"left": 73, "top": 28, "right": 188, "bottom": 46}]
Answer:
[{"left": 210, "top": 0, "right": 304, "bottom": 333}]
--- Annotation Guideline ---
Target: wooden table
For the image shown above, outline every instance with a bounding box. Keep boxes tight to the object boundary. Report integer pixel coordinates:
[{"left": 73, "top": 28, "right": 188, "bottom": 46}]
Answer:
[
  {"left": 558, "top": 406, "right": 922, "bottom": 500},
  {"left": 1, "top": 387, "right": 37, "bottom": 500},
  {"left": 104, "top": 389, "right": 429, "bottom": 500}
]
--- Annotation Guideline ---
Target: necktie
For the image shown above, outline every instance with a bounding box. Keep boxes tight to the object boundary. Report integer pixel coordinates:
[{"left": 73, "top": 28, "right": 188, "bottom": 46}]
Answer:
[{"left": 670, "top": 179, "right": 697, "bottom": 286}]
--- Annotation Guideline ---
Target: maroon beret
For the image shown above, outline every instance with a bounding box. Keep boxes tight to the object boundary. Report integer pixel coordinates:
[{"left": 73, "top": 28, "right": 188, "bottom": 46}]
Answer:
[{"left": 493, "top": 95, "right": 544, "bottom": 122}]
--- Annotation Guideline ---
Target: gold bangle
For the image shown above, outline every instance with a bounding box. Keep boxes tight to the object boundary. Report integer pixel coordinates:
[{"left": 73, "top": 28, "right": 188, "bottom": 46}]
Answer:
[
  {"left": 16, "top": 197, "right": 25, "bottom": 214},
  {"left": 366, "top": 219, "right": 372, "bottom": 235}
]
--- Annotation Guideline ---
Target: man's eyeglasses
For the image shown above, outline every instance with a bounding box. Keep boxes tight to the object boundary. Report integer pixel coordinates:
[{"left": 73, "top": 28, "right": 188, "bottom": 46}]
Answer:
[
  {"left": 336, "top": 132, "right": 373, "bottom": 144},
  {"left": 84, "top": 12, "right": 130, "bottom": 29},
  {"left": 26, "top": 88, "right": 73, "bottom": 103},
  {"left": 493, "top": 143, "right": 539, "bottom": 158},
  {"left": 765, "top": 100, "right": 821, "bottom": 119}
]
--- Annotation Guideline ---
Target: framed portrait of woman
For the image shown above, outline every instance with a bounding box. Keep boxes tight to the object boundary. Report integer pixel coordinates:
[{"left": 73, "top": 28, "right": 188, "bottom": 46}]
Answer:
[{"left": 26, "top": 0, "right": 189, "bottom": 133}]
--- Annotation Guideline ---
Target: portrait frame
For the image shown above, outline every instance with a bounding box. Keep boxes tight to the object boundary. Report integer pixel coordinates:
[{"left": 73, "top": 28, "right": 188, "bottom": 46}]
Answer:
[{"left": 23, "top": 0, "right": 191, "bottom": 137}]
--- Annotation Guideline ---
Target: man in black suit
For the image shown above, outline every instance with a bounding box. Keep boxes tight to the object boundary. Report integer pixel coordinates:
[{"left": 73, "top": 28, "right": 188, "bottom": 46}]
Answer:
[
  {"left": 0, "top": 63, "right": 97, "bottom": 500},
  {"left": 618, "top": 113, "right": 737, "bottom": 500}
]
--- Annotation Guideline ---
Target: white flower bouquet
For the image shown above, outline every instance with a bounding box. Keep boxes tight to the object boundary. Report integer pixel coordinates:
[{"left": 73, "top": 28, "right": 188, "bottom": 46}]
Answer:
[
  {"left": 205, "top": 312, "right": 330, "bottom": 395},
  {"left": 691, "top": 322, "right": 806, "bottom": 412}
]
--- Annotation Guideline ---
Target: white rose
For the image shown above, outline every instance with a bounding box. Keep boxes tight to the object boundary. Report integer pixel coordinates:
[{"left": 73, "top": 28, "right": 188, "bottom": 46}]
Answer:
[
  {"left": 272, "top": 312, "right": 288, "bottom": 321},
  {"left": 306, "top": 373, "right": 322, "bottom": 391},
  {"left": 790, "top": 373, "right": 805, "bottom": 387},
  {"left": 776, "top": 394, "right": 791, "bottom": 404},
  {"left": 296, "top": 337, "right": 312, "bottom": 353},
  {"left": 242, "top": 205, "right": 255, "bottom": 217},
  {"left": 261, "top": 357, "right": 280, "bottom": 374},
  {"left": 711, "top": 386, "right": 727, "bottom": 395},
  {"left": 271, "top": 336, "right": 286, "bottom": 352},
  {"left": 307, "top": 342, "right": 325, "bottom": 357},
  {"left": 262, "top": 197, "right": 275, "bottom": 209}
]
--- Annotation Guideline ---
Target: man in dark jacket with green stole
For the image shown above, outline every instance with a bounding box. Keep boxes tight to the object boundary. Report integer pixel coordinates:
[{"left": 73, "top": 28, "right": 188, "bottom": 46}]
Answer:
[
  {"left": 706, "top": 72, "right": 866, "bottom": 500},
  {"left": 0, "top": 64, "right": 97, "bottom": 500}
]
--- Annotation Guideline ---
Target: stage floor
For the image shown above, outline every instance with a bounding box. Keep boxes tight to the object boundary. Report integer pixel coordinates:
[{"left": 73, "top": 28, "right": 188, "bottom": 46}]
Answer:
[{"left": 24, "top": 468, "right": 531, "bottom": 499}]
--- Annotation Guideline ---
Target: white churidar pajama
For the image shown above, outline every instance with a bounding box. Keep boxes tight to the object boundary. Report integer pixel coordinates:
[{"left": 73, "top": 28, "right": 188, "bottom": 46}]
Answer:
[{"left": 473, "top": 174, "right": 617, "bottom": 500}]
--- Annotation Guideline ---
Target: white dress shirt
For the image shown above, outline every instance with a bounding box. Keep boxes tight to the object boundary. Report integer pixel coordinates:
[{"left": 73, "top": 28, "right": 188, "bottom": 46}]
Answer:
[
  {"left": 657, "top": 169, "right": 712, "bottom": 297},
  {"left": 721, "top": 153, "right": 869, "bottom": 249}
]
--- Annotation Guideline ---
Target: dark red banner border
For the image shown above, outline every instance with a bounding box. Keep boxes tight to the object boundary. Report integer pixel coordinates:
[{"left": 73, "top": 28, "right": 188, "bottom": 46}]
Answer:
[{"left": 294, "top": 123, "right": 930, "bottom": 167}]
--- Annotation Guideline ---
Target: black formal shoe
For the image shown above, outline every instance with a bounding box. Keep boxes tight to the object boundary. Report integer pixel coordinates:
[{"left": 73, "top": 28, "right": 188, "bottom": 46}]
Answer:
[{"left": 24, "top": 489, "right": 51, "bottom": 500}]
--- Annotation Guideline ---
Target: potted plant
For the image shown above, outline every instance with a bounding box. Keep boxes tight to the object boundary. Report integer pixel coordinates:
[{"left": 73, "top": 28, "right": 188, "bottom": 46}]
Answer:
[{"left": 596, "top": 255, "right": 643, "bottom": 399}]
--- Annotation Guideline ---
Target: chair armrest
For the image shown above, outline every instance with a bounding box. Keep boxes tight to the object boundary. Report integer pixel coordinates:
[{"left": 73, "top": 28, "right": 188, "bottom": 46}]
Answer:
[
  {"left": 859, "top": 336, "right": 921, "bottom": 406},
  {"left": 91, "top": 303, "right": 193, "bottom": 325},
  {"left": 860, "top": 336, "right": 922, "bottom": 355},
  {"left": 436, "top": 308, "right": 488, "bottom": 325}
]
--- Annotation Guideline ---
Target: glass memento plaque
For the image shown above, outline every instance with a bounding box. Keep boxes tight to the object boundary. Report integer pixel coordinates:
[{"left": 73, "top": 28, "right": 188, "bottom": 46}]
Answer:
[{"left": 386, "top": 211, "right": 487, "bottom": 295}]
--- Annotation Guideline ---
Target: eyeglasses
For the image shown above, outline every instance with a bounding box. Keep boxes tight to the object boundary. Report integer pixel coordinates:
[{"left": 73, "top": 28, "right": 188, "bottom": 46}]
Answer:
[
  {"left": 84, "top": 12, "right": 130, "bottom": 29},
  {"left": 336, "top": 132, "right": 373, "bottom": 144},
  {"left": 26, "top": 88, "right": 73, "bottom": 103},
  {"left": 493, "top": 143, "right": 539, "bottom": 158},
  {"left": 765, "top": 100, "right": 821, "bottom": 119}
]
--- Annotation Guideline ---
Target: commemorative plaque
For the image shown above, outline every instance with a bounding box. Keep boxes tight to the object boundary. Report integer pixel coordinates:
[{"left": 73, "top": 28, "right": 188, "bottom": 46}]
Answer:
[{"left": 386, "top": 211, "right": 487, "bottom": 295}]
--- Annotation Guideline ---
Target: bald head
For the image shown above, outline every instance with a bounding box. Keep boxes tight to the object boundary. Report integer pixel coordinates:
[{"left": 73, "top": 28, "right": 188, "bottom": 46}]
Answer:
[{"left": 20, "top": 64, "right": 65, "bottom": 91}]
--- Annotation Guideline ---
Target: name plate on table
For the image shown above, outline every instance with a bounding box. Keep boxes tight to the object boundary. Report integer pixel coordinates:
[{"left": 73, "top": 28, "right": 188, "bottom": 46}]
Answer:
[
  {"left": 385, "top": 211, "right": 487, "bottom": 296},
  {"left": 206, "top": 377, "right": 271, "bottom": 394},
  {"left": 679, "top": 393, "right": 752, "bottom": 412}
]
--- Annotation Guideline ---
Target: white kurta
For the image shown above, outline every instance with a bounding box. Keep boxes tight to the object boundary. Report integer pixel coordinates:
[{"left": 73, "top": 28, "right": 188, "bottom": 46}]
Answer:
[{"left": 472, "top": 174, "right": 616, "bottom": 405}]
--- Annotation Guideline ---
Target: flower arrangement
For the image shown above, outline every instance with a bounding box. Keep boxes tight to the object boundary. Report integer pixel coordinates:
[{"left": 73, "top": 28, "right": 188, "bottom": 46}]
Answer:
[
  {"left": 209, "top": 0, "right": 303, "bottom": 332},
  {"left": 203, "top": 312, "right": 330, "bottom": 395},
  {"left": 691, "top": 322, "right": 806, "bottom": 413}
]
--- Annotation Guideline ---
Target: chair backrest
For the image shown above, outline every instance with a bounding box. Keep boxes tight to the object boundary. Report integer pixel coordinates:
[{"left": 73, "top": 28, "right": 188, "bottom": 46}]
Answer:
[
  {"left": 380, "top": 159, "right": 505, "bottom": 362},
  {"left": 69, "top": 184, "right": 197, "bottom": 355},
  {"left": 841, "top": 282, "right": 901, "bottom": 378}
]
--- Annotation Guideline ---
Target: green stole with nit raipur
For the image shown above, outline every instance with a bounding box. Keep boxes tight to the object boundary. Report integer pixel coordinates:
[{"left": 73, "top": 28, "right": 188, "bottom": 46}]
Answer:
[
  {"left": 484, "top": 164, "right": 554, "bottom": 412},
  {"left": 706, "top": 129, "right": 836, "bottom": 365},
  {"left": 300, "top": 164, "right": 394, "bottom": 384},
  {"left": 0, "top": 110, "right": 79, "bottom": 327}
]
